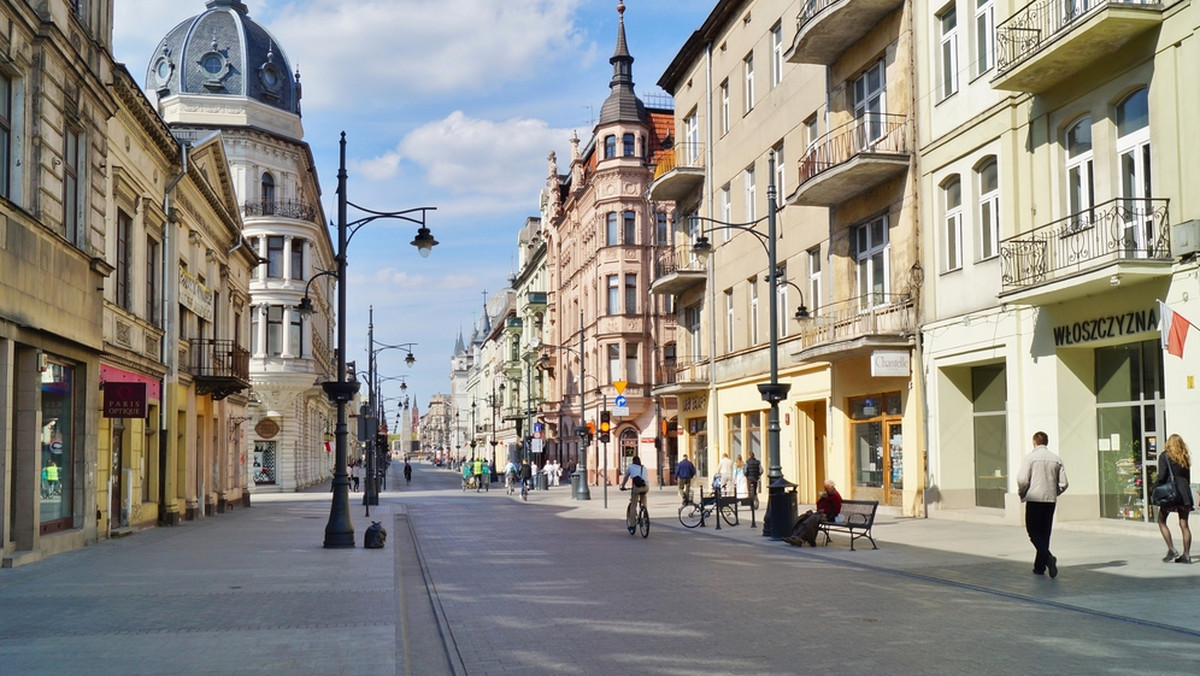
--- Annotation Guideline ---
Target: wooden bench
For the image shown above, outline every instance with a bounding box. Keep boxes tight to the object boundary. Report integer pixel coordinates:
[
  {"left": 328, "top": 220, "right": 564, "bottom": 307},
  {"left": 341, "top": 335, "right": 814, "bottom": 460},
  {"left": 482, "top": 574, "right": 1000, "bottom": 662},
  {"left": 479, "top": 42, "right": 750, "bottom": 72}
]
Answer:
[{"left": 817, "top": 499, "right": 879, "bottom": 550}]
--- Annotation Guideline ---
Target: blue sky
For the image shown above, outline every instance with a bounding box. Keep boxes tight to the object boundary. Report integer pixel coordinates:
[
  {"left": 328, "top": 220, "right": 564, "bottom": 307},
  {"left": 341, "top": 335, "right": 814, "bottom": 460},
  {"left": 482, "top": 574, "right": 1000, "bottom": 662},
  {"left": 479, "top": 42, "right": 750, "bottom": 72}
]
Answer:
[{"left": 112, "top": 0, "right": 713, "bottom": 411}]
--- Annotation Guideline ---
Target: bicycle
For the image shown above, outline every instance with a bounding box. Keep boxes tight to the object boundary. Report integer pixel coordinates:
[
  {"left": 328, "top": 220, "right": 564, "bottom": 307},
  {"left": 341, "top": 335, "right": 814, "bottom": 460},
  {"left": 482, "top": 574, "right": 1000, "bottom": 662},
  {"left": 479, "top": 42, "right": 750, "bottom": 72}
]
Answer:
[
  {"left": 520, "top": 478, "right": 529, "bottom": 501},
  {"left": 505, "top": 473, "right": 515, "bottom": 495},
  {"left": 678, "top": 488, "right": 737, "bottom": 528},
  {"left": 621, "top": 487, "right": 650, "bottom": 538}
]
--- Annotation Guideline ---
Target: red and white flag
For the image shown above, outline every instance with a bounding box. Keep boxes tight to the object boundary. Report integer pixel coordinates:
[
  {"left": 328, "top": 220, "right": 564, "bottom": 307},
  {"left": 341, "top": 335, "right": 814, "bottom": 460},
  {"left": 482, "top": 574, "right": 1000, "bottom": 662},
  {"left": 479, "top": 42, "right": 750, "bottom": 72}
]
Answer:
[
  {"left": 1159, "top": 301, "right": 1194, "bottom": 358},
  {"left": 324, "top": 441, "right": 332, "bottom": 453}
]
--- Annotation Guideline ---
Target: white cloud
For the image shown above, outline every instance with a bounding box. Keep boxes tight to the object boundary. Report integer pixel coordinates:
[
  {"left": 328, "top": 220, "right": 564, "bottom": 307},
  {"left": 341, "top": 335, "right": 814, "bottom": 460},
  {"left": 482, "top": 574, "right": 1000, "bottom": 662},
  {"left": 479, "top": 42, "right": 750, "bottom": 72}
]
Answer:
[
  {"left": 351, "top": 150, "right": 404, "bottom": 182},
  {"left": 400, "top": 111, "right": 572, "bottom": 200},
  {"left": 272, "top": 0, "right": 587, "bottom": 110}
]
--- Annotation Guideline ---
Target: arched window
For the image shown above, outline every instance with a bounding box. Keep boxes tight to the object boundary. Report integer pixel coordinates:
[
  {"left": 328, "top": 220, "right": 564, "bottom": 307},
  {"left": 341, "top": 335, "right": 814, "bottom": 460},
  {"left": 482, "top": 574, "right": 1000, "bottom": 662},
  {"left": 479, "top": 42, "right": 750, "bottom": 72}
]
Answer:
[
  {"left": 1116, "top": 88, "right": 1152, "bottom": 254},
  {"left": 623, "top": 133, "right": 635, "bottom": 157},
  {"left": 943, "top": 176, "right": 962, "bottom": 271},
  {"left": 604, "top": 135, "right": 616, "bottom": 158},
  {"left": 261, "top": 172, "right": 276, "bottom": 215},
  {"left": 976, "top": 158, "right": 999, "bottom": 260},
  {"left": 1065, "top": 116, "right": 1093, "bottom": 225}
]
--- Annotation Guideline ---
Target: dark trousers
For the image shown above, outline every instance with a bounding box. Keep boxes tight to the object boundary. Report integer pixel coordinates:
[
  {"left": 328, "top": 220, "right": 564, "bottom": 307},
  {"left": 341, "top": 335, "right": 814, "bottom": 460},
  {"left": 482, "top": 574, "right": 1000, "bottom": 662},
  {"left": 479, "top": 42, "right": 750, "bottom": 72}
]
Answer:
[{"left": 1025, "top": 501, "right": 1057, "bottom": 572}]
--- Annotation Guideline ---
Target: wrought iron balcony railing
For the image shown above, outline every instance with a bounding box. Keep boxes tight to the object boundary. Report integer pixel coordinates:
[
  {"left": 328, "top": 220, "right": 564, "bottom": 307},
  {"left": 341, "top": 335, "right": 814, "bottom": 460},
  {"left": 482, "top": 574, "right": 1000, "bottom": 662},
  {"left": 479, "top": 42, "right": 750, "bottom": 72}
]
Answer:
[
  {"left": 241, "top": 199, "right": 321, "bottom": 224},
  {"left": 995, "top": 0, "right": 1156, "bottom": 74},
  {"left": 795, "top": 294, "right": 915, "bottom": 349},
  {"left": 797, "top": 113, "right": 911, "bottom": 186},
  {"left": 1000, "top": 198, "right": 1170, "bottom": 290},
  {"left": 188, "top": 339, "right": 251, "bottom": 400},
  {"left": 653, "top": 245, "right": 707, "bottom": 279}
]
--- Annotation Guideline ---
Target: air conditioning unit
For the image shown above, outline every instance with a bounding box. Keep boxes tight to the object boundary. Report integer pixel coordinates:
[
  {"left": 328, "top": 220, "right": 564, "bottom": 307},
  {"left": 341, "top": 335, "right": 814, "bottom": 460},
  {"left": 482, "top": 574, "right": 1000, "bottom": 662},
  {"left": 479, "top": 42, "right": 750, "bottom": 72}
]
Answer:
[{"left": 1171, "top": 219, "right": 1200, "bottom": 259}]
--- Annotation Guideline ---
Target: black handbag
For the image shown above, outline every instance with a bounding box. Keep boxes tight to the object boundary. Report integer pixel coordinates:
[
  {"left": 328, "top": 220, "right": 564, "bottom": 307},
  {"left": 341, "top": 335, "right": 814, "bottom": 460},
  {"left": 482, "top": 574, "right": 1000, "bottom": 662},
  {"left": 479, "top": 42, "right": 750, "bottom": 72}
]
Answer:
[{"left": 1151, "top": 459, "right": 1182, "bottom": 507}]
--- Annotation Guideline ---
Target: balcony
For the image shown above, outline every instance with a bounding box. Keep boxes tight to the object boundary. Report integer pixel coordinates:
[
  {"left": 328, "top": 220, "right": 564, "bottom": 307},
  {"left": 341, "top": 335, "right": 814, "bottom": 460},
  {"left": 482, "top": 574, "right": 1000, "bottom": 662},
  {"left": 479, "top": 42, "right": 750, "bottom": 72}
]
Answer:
[
  {"left": 788, "top": 114, "right": 912, "bottom": 207},
  {"left": 787, "top": 0, "right": 905, "bottom": 66},
  {"left": 188, "top": 339, "right": 251, "bottom": 400},
  {"left": 505, "top": 317, "right": 523, "bottom": 330},
  {"left": 993, "top": 0, "right": 1163, "bottom": 93},
  {"left": 652, "top": 355, "right": 710, "bottom": 396},
  {"left": 999, "top": 198, "right": 1171, "bottom": 304},
  {"left": 526, "top": 291, "right": 547, "bottom": 308},
  {"left": 649, "top": 142, "right": 705, "bottom": 202},
  {"left": 241, "top": 199, "right": 321, "bottom": 225},
  {"left": 650, "top": 246, "right": 707, "bottom": 296},
  {"left": 791, "top": 294, "right": 915, "bottom": 362}
]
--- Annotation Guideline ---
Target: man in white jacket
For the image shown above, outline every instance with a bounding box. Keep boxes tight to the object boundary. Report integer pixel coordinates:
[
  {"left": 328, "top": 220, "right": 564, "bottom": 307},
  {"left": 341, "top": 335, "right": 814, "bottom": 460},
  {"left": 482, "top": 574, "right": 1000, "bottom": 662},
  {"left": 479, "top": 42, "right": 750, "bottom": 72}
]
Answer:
[{"left": 1017, "top": 431, "right": 1069, "bottom": 578}]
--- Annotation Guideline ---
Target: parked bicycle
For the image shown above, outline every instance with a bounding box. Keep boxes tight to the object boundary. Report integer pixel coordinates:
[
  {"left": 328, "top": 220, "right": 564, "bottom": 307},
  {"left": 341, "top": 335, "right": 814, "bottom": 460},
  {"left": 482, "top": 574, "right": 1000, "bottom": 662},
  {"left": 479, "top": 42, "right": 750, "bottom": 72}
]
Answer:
[{"left": 678, "top": 488, "right": 737, "bottom": 528}]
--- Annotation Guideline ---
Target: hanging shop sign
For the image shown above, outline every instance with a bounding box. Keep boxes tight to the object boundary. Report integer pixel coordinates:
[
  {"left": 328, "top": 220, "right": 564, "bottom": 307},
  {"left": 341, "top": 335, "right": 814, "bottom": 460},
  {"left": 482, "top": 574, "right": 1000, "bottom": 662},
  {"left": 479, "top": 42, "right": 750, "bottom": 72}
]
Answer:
[
  {"left": 103, "top": 382, "right": 148, "bottom": 418},
  {"left": 179, "top": 268, "right": 214, "bottom": 322}
]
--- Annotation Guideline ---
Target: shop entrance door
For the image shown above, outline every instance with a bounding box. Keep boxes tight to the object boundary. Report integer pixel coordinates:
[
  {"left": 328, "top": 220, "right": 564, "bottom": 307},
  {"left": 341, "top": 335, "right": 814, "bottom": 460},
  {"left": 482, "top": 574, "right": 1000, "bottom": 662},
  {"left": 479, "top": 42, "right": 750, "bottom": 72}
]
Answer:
[
  {"left": 1097, "top": 339, "right": 1163, "bottom": 522},
  {"left": 850, "top": 393, "right": 903, "bottom": 506}
]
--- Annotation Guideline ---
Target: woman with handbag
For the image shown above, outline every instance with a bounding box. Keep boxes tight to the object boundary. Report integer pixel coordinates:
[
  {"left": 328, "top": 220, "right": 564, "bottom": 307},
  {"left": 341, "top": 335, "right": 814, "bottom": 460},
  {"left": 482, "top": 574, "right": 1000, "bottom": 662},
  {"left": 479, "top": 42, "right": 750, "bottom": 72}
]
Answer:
[{"left": 1155, "top": 434, "right": 1193, "bottom": 564}]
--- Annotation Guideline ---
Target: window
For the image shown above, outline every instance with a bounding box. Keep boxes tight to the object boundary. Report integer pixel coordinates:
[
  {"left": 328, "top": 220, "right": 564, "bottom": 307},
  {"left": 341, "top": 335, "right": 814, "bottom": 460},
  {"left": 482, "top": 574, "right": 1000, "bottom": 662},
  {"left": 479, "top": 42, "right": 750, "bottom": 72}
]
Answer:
[
  {"left": 251, "top": 308, "right": 260, "bottom": 355},
  {"left": 608, "top": 344, "right": 621, "bottom": 383},
  {"left": 771, "top": 23, "right": 784, "bottom": 88},
  {"left": 267, "top": 236, "right": 284, "bottom": 278},
  {"left": 623, "top": 133, "right": 636, "bottom": 157},
  {"left": 776, "top": 263, "right": 789, "bottom": 338},
  {"left": 289, "top": 307, "right": 303, "bottom": 357},
  {"left": 749, "top": 277, "right": 760, "bottom": 346},
  {"left": 606, "top": 213, "right": 619, "bottom": 246},
  {"left": 261, "top": 172, "right": 276, "bottom": 214},
  {"left": 808, "top": 246, "right": 822, "bottom": 314},
  {"left": 40, "top": 359, "right": 76, "bottom": 530},
  {"left": 686, "top": 303, "right": 703, "bottom": 357},
  {"left": 943, "top": 176, "right": 963, "bottom": 271},
  {"left": 290, "top": 238, "right": 305, "bottom": 280},
  {"left": 977, "top": 158, "right": 999, "bottom": 260},
  {"left": 626, "top": 343, "right": 639, "bottom": 384},
  {"left": 624, "top": 274, "right": 637, "bottom": 314},
  {"left": 1117, "top": 88, "right": 1152, "bottom": 254},
  {"left": 656, "top": 212, "right": 668, "bottom": 245},
  {"left": 728, "top": 414, "right": 743, "bottom": 461},
  {"left": 938, "top": 5, "right": 959, "bottom": 100},
  {"left": 64, "top": 128, "right": 83, "bottom": 243},
  {"left": 604, "top": 135, "right": 616, "bottom": 158},
  {"left": 720, "top": 185, "right": 732, "bottom": 242},
  {"left": 853, "top": 215, "right": 890, "bottom": 307},
  {"left": 720, "top": 80, "right": 730, "bottom": 135},
  {"left": 267, "top": 305, "right": 284, "bottom": 356},
  {"left": 1065, "top": 116, "right": 1094, "bottom": 224},
  {"left": 972, "top": 364, "right": 1007, "bottom": 508},
  {"left": 146, "top": 236, "right": 159, "bottom": 326},
  {"left": 684, "top": 112, "right": 699, "bottom": 163},
  {"left": 0, "top": 73, "right": 11, "bottom": 199},
  {"left": 607, "top": 275, "right": 619, "bottom": 315},
  {"left": 975, "top": 0, "right": 995, "bottom": 76},
  {"left": 743, "top": 52, "right": 755, "bottom": 114},
  {"left": 747, "top": 411, "right": 762, "bottom": 460},
  {"left": 854, "top": 61, "right": 886, "bottom": 145},
  {"left": 773, "top": 142, "right": 785, "bottom": 205},
  {"left": 724, "top": 288, "right": 735, "bottom": 353},
  {"left": 623, "top": 211, "right": 636, "bottom": 245},
  {"left": 116, "top": 210, "right": 132, "bottom": 310},
  {"left": 805, "top": 115, "right": 819, "bottom": 153},
  {"left": 744, "top": 165, "right": 756, "bottom": 222}
]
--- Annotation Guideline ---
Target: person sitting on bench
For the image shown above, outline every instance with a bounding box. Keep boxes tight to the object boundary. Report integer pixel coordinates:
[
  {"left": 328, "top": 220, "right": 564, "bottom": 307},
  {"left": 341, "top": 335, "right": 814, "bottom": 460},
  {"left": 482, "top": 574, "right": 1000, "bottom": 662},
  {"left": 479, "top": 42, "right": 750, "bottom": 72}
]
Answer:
[{"left": 785, "top": 480, "right": 842, "bottom": 546}]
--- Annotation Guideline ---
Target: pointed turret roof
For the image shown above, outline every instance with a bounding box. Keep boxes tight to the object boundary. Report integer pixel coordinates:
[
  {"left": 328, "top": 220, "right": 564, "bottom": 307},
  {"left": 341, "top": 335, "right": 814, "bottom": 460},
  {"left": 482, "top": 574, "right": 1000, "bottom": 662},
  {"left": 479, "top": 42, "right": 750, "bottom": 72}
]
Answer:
[{"left": 598, "top": 1, "right": 648, "bottom": 126}]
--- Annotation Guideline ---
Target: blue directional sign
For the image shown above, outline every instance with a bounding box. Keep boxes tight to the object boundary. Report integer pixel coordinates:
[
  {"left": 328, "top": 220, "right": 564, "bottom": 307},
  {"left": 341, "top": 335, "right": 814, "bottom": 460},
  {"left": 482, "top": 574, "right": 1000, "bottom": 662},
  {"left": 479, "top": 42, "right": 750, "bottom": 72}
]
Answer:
[{"left": 614, "top": 395, "right": 627, "bottom": 408}]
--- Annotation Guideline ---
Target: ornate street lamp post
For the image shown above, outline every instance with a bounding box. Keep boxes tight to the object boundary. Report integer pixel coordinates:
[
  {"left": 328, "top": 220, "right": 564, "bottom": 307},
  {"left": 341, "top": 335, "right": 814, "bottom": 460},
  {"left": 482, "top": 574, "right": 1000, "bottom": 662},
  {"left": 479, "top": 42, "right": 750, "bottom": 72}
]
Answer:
[{"left": 305, "top": 133, "right": 437, "bottom": 548}]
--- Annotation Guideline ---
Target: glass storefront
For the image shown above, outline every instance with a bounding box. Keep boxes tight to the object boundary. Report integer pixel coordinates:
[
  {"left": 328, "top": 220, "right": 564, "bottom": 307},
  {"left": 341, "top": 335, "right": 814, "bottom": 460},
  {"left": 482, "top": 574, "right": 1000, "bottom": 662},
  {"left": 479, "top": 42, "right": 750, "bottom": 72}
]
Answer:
[
  {"left": 972, "top": 364, "right": 1007, "bottom": 508},
  {"left": 40, "top": 359, "right": 75, "bottom": 532},
  {"left": 1096, "top": 339, "right": 1163, "bottom": 521}
]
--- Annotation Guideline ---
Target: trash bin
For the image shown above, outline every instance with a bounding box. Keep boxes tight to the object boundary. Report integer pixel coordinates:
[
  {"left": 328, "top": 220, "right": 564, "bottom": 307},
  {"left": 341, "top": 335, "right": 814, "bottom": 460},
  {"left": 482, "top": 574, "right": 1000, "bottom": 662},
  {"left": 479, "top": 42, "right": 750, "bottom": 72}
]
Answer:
[
  {"left": 766, "top": 477, "right": 798, "bottom": 539},
  {"left": 570, "top": 472, "right": 581, "bottom": 497},
  {"left": 537, "top": 474, "right": 549, "bottom": 491}
]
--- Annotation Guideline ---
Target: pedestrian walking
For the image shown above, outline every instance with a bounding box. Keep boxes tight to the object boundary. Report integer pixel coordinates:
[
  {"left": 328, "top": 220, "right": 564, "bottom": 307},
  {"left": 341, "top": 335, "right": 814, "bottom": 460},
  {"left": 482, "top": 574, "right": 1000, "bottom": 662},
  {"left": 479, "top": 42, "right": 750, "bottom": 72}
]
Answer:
[
  {"left": 744, "top": 451, "right": 762, "bottom": 501},
  {"left": 715, "top": 453, "right": 733, "bottom": 492},
  {"left": 1156, "top": 433, "right": 1192, "bottom": 564},
  {"left": 674, "top": 454, "right": 696, "bottom": 504},
  {"left": 350, "top": 461, "right": 360, "bottom": 492},
  {"left": 1017, "top": 431, "right": 1068, "bottom": 578},
  {"left": 403, "top": 460, "right": 412, "bottom": 485}
]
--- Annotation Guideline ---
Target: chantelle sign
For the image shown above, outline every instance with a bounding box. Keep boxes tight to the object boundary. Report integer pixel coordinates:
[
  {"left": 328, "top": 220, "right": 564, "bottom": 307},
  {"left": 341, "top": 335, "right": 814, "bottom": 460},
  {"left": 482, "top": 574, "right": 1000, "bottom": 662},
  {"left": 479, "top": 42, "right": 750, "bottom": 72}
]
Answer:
[
  {"left": 1051, "top": 307, "right": 1157, "bottom": 347},
  {"left": 871, "top": 350, "right": 910, "bottom": 378}
]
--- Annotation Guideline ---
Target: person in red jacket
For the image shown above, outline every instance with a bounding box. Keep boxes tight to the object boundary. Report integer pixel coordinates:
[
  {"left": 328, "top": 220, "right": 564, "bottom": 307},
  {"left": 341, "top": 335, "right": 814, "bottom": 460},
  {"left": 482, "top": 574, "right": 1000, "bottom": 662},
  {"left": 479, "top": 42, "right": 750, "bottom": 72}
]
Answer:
[{"left": 784, "top": 480, "right": 842, "bottom": 546}]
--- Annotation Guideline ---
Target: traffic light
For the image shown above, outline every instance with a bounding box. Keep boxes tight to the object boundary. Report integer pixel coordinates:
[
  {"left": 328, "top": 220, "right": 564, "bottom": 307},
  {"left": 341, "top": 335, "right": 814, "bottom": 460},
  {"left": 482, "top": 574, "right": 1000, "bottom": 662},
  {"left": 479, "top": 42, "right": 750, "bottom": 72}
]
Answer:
[
  {"left": 599, "top": 410, "right": 611, "bottom": 443},
  {"left": 586, "top": 421, "right": 596, "bottom": 444}
]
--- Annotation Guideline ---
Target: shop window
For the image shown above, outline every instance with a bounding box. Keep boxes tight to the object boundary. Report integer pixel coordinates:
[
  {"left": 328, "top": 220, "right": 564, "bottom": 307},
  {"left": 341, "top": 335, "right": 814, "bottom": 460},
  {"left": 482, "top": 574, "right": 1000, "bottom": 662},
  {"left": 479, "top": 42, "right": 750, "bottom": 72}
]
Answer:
[
  {"left": 972, "top": 364, "right": 1007, "bottom": 508},
  {"left": 40, "top": 359, "right": 76, "bottom": 533},
  {"left": 1097, "top": 339, "right": 1163, "bottom": 522}
]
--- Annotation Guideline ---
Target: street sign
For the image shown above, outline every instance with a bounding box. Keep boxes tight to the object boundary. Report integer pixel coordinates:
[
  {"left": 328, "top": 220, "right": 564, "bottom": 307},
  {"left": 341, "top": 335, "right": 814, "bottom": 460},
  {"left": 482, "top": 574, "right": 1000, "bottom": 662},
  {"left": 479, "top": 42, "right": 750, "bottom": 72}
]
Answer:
[
  {"left": 612, "top": 406, "right": 630, "bottom": 417},
  {"left": 614, "top": 395, "right": 627, "bottom": 408},
  {"left": 613, "top": 380, "right": 627, "bottom": 394}
]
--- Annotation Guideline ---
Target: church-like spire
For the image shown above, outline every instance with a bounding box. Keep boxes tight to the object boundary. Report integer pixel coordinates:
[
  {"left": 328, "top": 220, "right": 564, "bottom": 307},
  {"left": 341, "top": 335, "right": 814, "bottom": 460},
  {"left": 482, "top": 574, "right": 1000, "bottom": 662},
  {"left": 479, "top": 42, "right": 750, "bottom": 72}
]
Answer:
[
  {"left": 454, "top": 327, "right": 466, "bottom": 355},
  {"left": 598, "top": 1, "right": 648, "bottom": 126}
]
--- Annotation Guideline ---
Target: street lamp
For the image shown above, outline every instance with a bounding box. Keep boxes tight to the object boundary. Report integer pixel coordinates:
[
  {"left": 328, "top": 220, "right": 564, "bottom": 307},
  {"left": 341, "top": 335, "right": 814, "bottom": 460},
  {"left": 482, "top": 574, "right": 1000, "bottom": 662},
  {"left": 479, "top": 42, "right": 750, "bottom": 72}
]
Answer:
[
  {"left": 365, "top": 327, "right": 417, "bottom": 507},
  {"left": 304, "top": 132, "right": 437, "bottom": 549},
  {"left": 691, "top": 150, "right": 797, "bottom": 540},
  {"left": 533, "top": 309, "right": 591, "bottom": 500}
]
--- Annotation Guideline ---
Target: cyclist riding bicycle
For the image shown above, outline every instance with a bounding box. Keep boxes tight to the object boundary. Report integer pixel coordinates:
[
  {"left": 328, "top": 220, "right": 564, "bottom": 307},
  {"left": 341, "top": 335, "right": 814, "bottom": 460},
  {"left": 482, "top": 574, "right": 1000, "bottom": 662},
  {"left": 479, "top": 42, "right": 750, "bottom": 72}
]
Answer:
[{"left": 619, "top": 455, "right": 650, "bottom": 532}]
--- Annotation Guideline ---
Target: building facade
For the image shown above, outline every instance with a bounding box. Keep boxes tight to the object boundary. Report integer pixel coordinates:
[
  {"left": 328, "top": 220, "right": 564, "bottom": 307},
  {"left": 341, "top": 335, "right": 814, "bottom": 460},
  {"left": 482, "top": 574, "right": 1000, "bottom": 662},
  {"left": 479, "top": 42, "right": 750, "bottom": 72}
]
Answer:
[
  {"left": 145, "top": 0, "right": 337, "bottom": 494},
  {"left": 916, "top": 0, "right": 1200, "bottom": 525}
]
